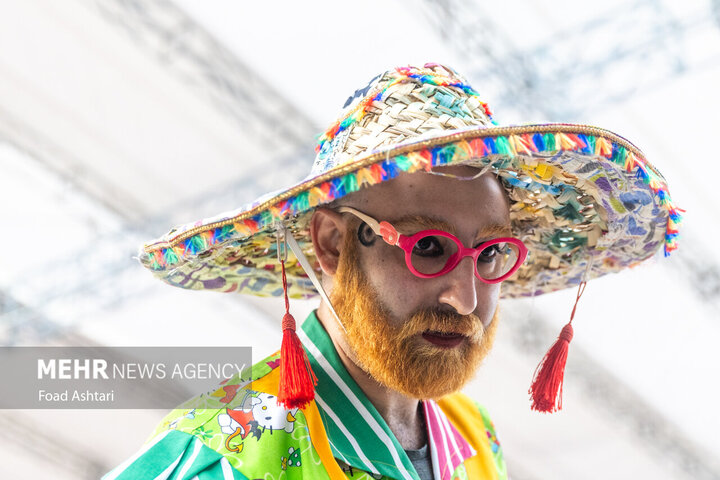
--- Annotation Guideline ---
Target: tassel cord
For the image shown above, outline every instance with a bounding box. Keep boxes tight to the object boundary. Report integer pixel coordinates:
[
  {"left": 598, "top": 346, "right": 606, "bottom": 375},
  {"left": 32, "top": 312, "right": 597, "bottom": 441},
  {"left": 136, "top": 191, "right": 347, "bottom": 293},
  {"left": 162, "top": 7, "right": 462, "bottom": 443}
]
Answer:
[
  {"left": 529, "top": 280, "right": 587, "bottom": 413},
  {"left": 277, "top": 241, "right": 318, "bottom": 410},
  {"left": 281, "top": 258, "right": 290, "bottom": 316},
  {"left": 568, "top": 281, "right": 587, "bottom": 326}
]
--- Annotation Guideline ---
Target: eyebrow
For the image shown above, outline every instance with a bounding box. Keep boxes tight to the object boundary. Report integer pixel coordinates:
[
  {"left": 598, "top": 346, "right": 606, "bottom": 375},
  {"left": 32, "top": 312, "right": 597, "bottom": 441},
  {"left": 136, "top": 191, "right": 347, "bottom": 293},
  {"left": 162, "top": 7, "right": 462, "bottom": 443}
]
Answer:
[
  {"left": 391, "top": 215, "right": 512, "bottom": 241},
  {"left": 392, "top": 215, "right": 457, "bottom": 234},
  {"left": 476, "top": 223, "right": 513, "bottom": 240}
]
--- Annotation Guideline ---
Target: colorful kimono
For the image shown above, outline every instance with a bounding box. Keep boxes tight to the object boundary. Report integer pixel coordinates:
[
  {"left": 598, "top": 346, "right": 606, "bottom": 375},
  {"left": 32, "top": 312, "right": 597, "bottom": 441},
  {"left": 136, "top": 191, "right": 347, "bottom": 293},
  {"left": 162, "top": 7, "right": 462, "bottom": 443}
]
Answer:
[{"left": 103, "top": 311, "right": 507, "bottom": 480}]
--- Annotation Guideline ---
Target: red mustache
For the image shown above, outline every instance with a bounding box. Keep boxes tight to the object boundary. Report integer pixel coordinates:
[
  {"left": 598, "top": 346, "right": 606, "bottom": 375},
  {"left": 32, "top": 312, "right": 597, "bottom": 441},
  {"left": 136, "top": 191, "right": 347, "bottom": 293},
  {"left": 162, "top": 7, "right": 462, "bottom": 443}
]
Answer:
[{"left": 398, "top": 308, "right": 486, "bottom": 344}]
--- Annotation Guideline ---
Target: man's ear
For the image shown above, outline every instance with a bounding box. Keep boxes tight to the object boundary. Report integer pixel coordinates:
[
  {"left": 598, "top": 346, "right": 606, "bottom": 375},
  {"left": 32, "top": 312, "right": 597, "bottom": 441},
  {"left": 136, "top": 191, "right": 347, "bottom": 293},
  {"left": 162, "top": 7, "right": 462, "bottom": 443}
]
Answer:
[{"left": 310, "top": 207, "right": 346, "bottom": 276}]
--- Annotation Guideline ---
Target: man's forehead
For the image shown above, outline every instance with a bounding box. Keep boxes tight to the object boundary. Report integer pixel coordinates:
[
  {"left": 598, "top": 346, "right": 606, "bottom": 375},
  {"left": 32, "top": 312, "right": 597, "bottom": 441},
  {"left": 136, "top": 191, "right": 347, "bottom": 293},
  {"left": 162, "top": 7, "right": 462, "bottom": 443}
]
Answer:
[
  {"left": 342, "top": 168, "right": 512, "bottom": 237},
  {"left": 390, "top": 214, "right": 512, "bottom": 239}
]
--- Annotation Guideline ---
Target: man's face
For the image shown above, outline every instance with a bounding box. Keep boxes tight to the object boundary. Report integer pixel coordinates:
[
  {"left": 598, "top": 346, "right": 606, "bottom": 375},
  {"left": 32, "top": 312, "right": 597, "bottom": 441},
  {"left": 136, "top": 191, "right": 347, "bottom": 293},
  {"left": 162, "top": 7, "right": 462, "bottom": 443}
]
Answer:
[{"left": 323, "top": 166, "right": 511, "bottom": 399}]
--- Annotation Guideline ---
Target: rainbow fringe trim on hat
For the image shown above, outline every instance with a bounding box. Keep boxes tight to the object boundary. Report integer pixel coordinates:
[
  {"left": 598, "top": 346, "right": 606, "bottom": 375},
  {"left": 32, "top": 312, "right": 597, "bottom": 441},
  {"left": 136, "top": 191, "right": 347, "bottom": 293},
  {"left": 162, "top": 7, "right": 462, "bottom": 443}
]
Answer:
[
  {"left": 144, "top": 129, "right": 682, "bottom": 272},
  {"left": 315, "top": 66, "right": 496, "bottom": 155}
]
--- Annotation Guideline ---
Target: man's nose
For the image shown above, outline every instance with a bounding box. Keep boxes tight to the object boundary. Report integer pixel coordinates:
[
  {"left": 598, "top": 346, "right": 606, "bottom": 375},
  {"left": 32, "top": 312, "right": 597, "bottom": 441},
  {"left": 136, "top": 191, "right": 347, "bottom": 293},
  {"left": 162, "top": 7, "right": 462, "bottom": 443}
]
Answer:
[{"left": 437, "top": 256, "right": 478, "bottom": 316}]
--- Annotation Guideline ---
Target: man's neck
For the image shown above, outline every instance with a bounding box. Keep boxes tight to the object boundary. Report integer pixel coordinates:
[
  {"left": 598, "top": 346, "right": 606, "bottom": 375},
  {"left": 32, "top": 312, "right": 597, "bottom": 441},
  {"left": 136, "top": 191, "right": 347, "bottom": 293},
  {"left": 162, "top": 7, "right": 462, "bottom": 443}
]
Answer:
[{"left": 316, "top": 305, "right": 427, "bottom": 450}]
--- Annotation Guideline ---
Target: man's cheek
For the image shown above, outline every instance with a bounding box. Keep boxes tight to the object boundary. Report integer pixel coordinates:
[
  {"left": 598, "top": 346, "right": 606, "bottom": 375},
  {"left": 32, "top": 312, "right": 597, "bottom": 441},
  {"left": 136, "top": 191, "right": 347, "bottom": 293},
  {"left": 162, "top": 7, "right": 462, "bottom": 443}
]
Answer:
[
  {"left": 369, "top": 271, "right": 418, "bottom": 316},
  {"left": 477, "top": 288, "right": 500, "bottom": 328}
]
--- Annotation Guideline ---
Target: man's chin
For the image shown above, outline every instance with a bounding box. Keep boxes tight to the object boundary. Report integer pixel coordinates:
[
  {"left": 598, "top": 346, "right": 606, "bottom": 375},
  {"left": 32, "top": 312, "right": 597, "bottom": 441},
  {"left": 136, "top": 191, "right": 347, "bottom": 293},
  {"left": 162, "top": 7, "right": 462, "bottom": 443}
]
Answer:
[{"left": 355, "top": 331, "right": 493, "bottom": 400}]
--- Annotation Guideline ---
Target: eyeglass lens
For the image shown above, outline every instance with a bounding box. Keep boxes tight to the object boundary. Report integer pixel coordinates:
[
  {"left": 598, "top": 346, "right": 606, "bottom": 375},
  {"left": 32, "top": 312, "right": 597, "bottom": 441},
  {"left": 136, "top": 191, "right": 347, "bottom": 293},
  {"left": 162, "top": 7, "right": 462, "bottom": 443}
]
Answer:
[{"left": 410, "top": 235, "right": 520, "bottom": 279}]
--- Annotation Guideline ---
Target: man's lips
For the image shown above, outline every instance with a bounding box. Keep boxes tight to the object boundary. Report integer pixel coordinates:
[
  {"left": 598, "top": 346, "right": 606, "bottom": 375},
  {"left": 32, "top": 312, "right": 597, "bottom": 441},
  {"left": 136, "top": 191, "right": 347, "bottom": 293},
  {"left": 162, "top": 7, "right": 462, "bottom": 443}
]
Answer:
[{"left": 421, "top": 330, "right": 467, "bottom": 348}]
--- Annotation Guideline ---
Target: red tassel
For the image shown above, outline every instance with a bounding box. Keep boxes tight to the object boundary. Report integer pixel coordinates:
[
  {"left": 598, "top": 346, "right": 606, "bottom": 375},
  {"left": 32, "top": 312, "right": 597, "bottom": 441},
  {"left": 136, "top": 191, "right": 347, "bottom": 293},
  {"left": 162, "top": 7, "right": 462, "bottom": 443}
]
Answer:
[
  {"left": 529, "top": 281, "right": 586, "bottom": 413},
  {"left": 277, "top": 259, "right": 317, "bottom": 410}
]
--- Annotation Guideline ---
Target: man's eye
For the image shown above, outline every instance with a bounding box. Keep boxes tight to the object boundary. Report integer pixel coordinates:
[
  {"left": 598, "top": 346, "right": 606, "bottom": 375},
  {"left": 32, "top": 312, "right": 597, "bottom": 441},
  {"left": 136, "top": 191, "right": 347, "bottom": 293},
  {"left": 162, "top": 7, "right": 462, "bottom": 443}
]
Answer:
[
  {"left": 412, "top": 236, "right": 444, "bottom": 257},
  {"left": 478, "top": 244, "right": 503, "bottom": 262}
]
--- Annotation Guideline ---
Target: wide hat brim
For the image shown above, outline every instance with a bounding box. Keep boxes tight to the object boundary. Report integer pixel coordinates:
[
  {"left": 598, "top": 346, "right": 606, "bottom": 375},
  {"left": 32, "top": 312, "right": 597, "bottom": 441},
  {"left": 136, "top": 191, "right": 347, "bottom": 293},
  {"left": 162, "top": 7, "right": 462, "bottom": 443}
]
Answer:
[{"left": 139, "top": 123, "right": 680, "bottom": 299}]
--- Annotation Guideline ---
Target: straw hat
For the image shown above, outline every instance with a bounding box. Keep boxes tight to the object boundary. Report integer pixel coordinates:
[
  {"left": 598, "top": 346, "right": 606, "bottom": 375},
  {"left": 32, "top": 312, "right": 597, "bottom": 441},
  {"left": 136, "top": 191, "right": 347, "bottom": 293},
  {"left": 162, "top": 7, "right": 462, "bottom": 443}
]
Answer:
[{"left": 139, "top": 63, "right": 681, "bottom": 300}]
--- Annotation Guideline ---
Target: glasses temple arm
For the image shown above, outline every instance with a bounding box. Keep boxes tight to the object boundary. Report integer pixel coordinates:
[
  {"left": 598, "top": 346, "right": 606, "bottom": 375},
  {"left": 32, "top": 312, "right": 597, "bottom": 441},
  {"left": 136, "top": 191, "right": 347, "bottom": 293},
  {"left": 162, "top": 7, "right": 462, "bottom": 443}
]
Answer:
[
  {"left": 336, "top": 206, "right": 400, "bottom": 246},
  {"left": 336, "top": 207, "right": 382, "bottom": 234}
]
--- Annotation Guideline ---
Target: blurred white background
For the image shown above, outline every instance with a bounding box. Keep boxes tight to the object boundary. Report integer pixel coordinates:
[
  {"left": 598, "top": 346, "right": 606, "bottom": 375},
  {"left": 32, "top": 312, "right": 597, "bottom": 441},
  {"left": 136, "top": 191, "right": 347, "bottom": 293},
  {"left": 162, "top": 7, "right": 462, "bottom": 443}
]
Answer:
[{"left": 1, "top": 0, "right": 719, "bottom": 478}]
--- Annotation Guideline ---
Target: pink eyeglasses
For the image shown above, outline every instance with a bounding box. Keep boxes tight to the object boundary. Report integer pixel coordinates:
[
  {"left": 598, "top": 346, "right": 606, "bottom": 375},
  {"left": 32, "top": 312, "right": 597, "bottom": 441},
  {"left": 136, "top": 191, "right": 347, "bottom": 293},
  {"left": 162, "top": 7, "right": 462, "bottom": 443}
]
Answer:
[{"left": 337, "top": 206, "right": 527, "bottom": 284}]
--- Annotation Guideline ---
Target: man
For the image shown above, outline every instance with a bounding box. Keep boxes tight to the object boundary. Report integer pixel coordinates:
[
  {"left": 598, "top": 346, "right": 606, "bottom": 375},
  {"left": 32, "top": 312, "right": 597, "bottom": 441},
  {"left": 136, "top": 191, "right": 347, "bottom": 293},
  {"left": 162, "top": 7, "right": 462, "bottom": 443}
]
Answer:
[{"left": 104, "top": 64, "right": 679, "bottom": 479}]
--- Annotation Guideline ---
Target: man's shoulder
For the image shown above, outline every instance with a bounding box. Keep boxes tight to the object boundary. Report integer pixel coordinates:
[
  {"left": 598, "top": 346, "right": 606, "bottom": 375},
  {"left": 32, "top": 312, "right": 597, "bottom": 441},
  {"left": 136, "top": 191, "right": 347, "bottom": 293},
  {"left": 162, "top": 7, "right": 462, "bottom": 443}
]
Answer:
[{"left": 104, "top": 351, "right": 332, "bottom": 479}]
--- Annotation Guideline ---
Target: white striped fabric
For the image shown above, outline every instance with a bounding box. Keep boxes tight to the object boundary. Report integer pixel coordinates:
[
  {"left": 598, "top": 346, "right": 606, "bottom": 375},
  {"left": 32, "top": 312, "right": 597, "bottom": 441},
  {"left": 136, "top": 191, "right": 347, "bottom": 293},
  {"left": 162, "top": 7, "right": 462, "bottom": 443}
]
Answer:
[{"left": 103, "top": 430, "right": 172, "bottom": 480}]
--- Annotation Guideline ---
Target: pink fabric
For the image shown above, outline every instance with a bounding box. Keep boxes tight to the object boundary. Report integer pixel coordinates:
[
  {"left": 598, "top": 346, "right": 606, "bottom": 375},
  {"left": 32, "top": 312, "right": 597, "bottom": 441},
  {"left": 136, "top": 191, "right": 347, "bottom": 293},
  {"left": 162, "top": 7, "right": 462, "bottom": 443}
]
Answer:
[{"left": 423, "top": 399, "right": 476, "bottom": 480}]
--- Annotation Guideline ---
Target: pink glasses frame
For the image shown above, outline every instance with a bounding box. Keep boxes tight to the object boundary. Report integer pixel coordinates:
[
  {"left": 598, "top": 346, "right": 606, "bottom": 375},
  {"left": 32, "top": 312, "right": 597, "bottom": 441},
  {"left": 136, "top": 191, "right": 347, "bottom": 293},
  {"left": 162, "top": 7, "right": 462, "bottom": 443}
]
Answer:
[{"left": 337, "top": 206, "right": 528, "bottom": 284}]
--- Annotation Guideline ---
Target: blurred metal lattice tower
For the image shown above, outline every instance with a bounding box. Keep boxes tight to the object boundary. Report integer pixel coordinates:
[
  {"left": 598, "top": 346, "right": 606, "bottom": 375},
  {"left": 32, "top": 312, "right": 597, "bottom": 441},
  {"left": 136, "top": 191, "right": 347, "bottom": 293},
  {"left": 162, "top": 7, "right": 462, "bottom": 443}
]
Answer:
[
  {"left": 712, "top": 0, "right": 720, "bottom": 29},
  {"left": 0, "top": 138, "right": 300, "bottom": 346},
  {"left": 1, "top": 0, "right": 321, "bottom": 345},
  {"left": 420, "top": 0, "right": 719, "bottom": 121},
  {"left": 88, "top": 0, "right": 318, "bottom": 151},
  {"left": 0, "top": 292, "right": 62, "bottom": 344}
]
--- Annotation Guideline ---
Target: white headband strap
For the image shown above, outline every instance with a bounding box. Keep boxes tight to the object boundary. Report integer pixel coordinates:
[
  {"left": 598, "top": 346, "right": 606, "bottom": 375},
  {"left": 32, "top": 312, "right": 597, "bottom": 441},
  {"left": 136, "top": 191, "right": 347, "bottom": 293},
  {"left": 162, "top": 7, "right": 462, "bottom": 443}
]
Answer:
[{"left": 280, "top": 225, "right": 348, "bottom": 334}]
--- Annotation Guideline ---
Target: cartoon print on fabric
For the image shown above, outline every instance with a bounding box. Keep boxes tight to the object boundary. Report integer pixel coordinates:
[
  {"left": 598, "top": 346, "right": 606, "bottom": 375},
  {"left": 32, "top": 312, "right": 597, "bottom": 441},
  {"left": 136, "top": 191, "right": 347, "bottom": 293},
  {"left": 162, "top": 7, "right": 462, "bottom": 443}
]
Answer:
[
  {"left": 218, "top": 401, "right": 258, "bottom": 453},
  {"left": 213, "top": 383, "right": 241, "bottom": 404},
  {"left": 164, "top": 408, "right": 196, "bottom": 430},
  {"left": 251, "top": 392, "right": 299, "bottom": 434},
  {"left": 280, "top": 446, "right": 302, "bottom": 470},
  {"left": 217, "top": 390, "right": 299, "bottom": 453},
  {"left": 138, "top": 351, "right": 335, "bottom": 479}
]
